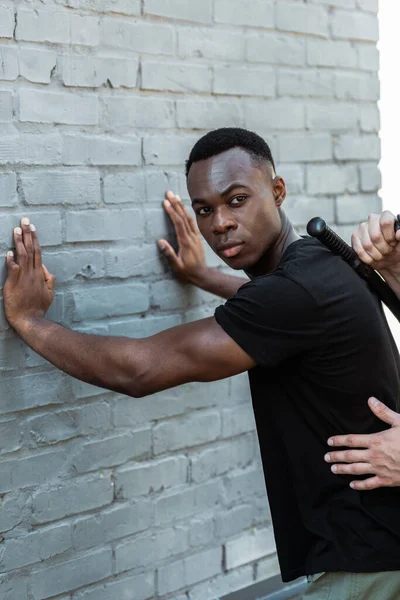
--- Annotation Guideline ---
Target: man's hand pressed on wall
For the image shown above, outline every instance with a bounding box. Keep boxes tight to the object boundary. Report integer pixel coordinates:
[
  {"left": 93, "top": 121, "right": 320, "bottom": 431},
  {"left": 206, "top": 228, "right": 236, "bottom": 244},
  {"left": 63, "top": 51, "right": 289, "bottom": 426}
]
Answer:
[
  {"left": 4, "top": 217, "right": 55, "bottom": 334},
  {"left": 325, "top": 397, "right": 400, "bottom": 490}
]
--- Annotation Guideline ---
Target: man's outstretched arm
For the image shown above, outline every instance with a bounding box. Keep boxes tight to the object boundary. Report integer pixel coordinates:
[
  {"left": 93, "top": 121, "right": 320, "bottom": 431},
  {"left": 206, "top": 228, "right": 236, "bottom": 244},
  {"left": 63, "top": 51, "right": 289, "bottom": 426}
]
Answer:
[
  {"left": 4, "top": 219, "right": 255, "bottom": 398},
  {"left": 158, "top": 191, "right": 248, "bottom": 299}
]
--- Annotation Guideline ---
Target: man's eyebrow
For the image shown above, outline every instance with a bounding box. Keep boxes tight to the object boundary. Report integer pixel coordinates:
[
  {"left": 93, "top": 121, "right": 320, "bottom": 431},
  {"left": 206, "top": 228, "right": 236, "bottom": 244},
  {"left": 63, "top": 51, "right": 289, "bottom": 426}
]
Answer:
[{"left": 191, "top": 183, "right": 251, "bottom": 206}]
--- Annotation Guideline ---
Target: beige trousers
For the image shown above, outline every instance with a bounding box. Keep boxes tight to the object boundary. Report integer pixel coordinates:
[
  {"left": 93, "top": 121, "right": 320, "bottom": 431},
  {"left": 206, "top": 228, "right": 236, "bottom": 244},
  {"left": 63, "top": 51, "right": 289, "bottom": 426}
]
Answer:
[{"left": 300, "top": 571, "right": 400, "bottom": 600}]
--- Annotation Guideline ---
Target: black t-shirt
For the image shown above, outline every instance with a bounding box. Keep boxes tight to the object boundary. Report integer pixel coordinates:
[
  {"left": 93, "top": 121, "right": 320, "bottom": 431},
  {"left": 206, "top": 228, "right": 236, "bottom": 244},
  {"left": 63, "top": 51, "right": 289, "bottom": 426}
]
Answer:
[{"left": 215, "top": 237, "right": 400, "bottom": 582}]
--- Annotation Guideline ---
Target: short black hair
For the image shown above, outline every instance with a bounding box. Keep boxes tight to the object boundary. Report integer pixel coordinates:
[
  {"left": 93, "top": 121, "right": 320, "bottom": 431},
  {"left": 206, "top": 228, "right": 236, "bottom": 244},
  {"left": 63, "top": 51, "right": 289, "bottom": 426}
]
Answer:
[{"left": 185, "top": 127, "right": 276, "bottom": 177}]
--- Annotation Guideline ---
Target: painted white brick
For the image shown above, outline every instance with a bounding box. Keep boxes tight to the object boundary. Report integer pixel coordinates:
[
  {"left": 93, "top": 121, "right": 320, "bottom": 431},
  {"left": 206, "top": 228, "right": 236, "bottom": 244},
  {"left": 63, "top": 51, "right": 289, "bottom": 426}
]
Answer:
[
  {"left": 359, "top": 162, "right": 381, "bottom": 192},
  {"left": 357, "top": 0, "right": 378, "bottom": 12},
  {"left": 103, "top": 171, "right": 145, "bottom": 204},
  {"left": 247, "top": 33, "right": 306, "bottom": 66},
  {"left": 306, "top": 101, "right": 358, "bottom": 131},
  {"left": 62, "top": 134, "right": 141, "bottom": 166},
  {"left": 276, "top": 3, "right": 328, "bottom": 37},
  {"left": 0, "top": 47, "right": 18, "bottom": 80},
  {"left": 278, "top": 133, "right": 332, "bottom": 162},
  {"left": 307, "top": 39, "right": 358, "bottom": 68},
  {"left": 176, "top": 98, "right": 243, "bottom": 130},
  {"left": 0, "top": 4, "right": 14, "bottom": 38},
  {"left": 336, "top": 193, "right": 381, "bottom": 223},
  {"left": 158, "top": 548, "right": 221, "bottom": 595},
  {"left": 70, "top": 13, "right": 100, "bottom": 46},
  {"left": 335, "top": 72, "right": 379, "bottom": 101},
  {"left": 332, "top": 9, "right": 379, "bottom": 42},
  {"left": 62, "top": 55, "right": 138, "bottom": 88},
  {"left": 0, "top": 172, "right": 17, "bottom": 207},
  {"left": 18, "top": 48, "right": 57, "bottom": 84},
  {"left": 213, "top": 65, "right": 275, "bottom": 97},
  {"left": 115, "top": 456, "right": 187, "bottom": 498},
  {"left": 359, "top": 104, "right": 380, "bottom": 132},
  {"left": 245, "top": 99, "right": 305, "bottom": 131},
  {"left": 102, "top": 18, "right": 174, "bottom": 55},
  {"left": 279, "top": 164, "right": 305, "bottom": 195},
  {"left": 19, "top": 89, "right": 98, "bottom": 125},
  {"left": 103, "top": 96, "right": 175, "bottom": 130},
  {"left": 144, "top": 0, "right": 213, "bottom": 23},
  {"left": 278, "top": 69, "right": 334, "bottom": 98},
  {"left": 285, "top": 195, "right": 335, "bottom": 226},
  {"left": 65, "top": 208, "right": 144, "bottom": 242},
  {"left": 357, "top": 43, "right": 379, "bottom": 71},
  {"left": 191, "top": 436, "right": 255, "bottom": 483},
  {"left": 143, "top": 133, "right": 199, "bottom": 166},
  {"left": 154, "top": 410, "right": 221, "bottom": 454},
  {"left": 142, "top": 60, "right": 211, "bottom": 94},
  {"left": 334, "top": 134, "right": 380, "bottom": 161},
  {"left": 16, "top": 8, "right": 70, "bottom": 44},
  {"left": 178, "top": 28, "right": 245, "bottom": 61},
  {"left": 64, "top": 0, "right": 141, "bottom": 15},
  {"left": 224, "top": 528, "right": 276, "bottom": 570},
  {"left": 0, "top": 91, "right": 12, "bottom": 123},
  {"left": 20, "top": 169, "right": 101, "bottom": 206},
  {"left": 215, "top": 0, "right": 273, "bottom": 28},
  {"left": 307, "top": 164, "right": 358, "bottom": 195}
]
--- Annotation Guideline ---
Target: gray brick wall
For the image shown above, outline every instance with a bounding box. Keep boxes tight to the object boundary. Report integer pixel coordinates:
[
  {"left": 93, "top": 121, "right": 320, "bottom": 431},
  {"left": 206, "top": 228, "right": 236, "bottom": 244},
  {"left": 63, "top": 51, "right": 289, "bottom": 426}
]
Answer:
[{"left": 0, "top": 1, "right": 379, "bottom": 598}]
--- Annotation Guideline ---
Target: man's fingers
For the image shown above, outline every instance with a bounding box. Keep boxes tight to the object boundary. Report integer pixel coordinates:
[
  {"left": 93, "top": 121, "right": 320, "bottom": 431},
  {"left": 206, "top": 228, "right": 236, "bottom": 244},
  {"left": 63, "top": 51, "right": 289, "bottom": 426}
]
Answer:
[
  {"left": 367, "top": 213, "right": 393, "bottom": 256},
  {"left": 379, "top": 211, "right": 397, "bottom": 246},
  {"left": 327, "top": 432, "right": 371, "bottom": 448},
  {"left": 21, "top": 217, "right": 34, "bottom": 268},
  {"left": 158, "top": 239, "right": 180, "bottom": 270},
  {"left": 349, "top": 476, "right": 386, "bottom": 491},
  {"left": 368, "top": 396, "right": 400, "bottom": 426},
  {"left": 325, "top": 449, "right": 369, "bottom": 463},
  {"left": 42, "top": 264, "right": 56, "bottom": 293},
  {"left": 359, "top": 221, "right": 385, "bottom": 262},
  {"left": 31, "top": 224, "right": 42, "bottom": 269},
  {"left": 165, "top": 192, "right": 192, "bottom": 238},
  {"left": 14, "top": 226, "right": 28, "bottom": 270},
  {"left": 163, "top": 199, "right": 189, "bottom": 243},
  {"left": 330, "top": 462, "right": 373, "bottom": 475},
  {"left": 6, "top": 250, "right": 20, "bottom": 284}
]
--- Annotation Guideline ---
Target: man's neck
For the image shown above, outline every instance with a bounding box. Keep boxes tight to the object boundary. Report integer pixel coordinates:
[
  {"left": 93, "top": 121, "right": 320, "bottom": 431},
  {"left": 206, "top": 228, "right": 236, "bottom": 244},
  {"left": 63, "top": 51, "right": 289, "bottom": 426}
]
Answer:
[{"left": 246, "top": 212, "right": 301, "bottom": 278}]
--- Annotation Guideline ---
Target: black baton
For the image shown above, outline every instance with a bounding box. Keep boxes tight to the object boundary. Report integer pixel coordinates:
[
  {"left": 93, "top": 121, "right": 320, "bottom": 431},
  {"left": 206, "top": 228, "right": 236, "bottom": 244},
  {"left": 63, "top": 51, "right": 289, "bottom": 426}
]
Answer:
[{"left": 306, "top": 216, "right": 400, "bottom": 322}]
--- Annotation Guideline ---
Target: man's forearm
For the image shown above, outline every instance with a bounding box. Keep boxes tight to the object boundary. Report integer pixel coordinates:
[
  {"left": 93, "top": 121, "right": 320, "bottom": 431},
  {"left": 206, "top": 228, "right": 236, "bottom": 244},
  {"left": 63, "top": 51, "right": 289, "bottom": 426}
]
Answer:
[
  {"left": 16, "top": 318, "right": 145, "bottom": 397},
  {"left": 189, "top": 267, "right": 248, "bottom": 299}
]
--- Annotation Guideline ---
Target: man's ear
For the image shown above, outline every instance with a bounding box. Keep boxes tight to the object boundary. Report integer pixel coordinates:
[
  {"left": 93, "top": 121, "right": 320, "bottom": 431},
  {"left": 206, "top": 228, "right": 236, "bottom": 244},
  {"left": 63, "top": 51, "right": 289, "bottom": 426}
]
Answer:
[{"left": 273, "top": 176, "right": 286, "bottom": 207}]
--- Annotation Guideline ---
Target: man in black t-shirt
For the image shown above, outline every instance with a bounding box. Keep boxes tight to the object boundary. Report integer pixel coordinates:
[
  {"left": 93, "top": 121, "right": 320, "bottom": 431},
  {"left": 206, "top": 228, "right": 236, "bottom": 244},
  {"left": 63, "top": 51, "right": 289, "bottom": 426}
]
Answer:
[{"left": 4, "top": 128, "right": 400, "bottom": 598}]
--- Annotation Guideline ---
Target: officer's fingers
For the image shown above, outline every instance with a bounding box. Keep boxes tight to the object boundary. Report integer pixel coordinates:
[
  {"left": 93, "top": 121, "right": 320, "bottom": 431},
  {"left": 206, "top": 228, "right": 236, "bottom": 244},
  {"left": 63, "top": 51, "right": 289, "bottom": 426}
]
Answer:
[{"left": 6, "top": 250, "right": 20, "bottom": 284}]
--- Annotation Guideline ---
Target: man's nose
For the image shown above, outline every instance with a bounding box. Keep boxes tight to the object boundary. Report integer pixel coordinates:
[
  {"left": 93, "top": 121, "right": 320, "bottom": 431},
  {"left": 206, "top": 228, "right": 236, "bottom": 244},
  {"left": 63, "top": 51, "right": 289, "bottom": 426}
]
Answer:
[{"left": 212, "top": 207, "right": 237, "bottom": 234}]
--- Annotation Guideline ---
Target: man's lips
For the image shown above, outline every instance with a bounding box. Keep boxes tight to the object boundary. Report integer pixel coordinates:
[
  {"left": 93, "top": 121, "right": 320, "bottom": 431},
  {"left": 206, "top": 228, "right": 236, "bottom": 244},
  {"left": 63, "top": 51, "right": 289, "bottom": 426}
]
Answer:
[{"left": 216, "top": 242, "right": 245, "bottom": 258}]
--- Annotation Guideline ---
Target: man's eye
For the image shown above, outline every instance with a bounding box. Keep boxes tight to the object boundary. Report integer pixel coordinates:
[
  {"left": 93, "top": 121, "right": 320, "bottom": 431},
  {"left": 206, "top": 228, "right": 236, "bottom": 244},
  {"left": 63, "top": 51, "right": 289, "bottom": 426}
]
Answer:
[
  {"left": 197, "top": 207, "right": 212, "bottom": 216},
  {"left": 230, "top": 196, "right": 247, "bottom": 206}
]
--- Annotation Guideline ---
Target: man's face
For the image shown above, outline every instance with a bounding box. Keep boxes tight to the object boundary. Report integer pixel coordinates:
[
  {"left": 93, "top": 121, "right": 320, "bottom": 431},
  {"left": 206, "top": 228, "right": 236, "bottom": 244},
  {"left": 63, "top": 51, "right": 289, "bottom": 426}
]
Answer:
[{"left": 187, "top": 147, "right": 286, "bottom": 272}]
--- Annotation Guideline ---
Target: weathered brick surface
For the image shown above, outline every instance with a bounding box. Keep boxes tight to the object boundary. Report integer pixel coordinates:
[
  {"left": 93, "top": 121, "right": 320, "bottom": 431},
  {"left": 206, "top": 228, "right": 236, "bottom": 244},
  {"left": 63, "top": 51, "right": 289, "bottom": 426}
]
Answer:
[{"left": 0, "top": 2, "right": 380, "bottom": 599}]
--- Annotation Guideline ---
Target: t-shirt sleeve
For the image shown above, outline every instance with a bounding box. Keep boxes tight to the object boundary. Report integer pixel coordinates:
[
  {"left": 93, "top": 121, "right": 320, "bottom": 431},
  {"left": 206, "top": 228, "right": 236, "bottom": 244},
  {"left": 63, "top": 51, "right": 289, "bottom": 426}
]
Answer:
[{"left": 214, "top": 274, "right": 322, "bottom": 368}]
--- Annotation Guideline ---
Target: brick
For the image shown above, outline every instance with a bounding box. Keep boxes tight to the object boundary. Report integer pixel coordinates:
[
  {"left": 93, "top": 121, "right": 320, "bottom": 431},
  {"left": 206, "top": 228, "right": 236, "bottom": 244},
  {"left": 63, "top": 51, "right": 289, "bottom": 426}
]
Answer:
[
  {"left": 70, "top": 13, "right": 100, "bottom": 46},
  {"left": 278, "top": 134, "right": 332, "bottom": 162},
  {"left": 357, "top": 0, "right": 378, "bottom": 12},
  {"left": 45, "top": 249, "right": 105, "bottom": 283},
  {"left": 0, "top": 133, "right": 62, "bottom": 166},
  {"left": 279, "top": 164, "right": 305, "bottom": 195},
  {"left": 1, "top": 523, "right": 71, "bottom": 571},
  {"left": 215, "top": 504, "right": 254, "bottom": 539},
  {"left": 0, "top": 91, "right": 12, "bottom": 123},
  {"left": 213, "top": 66, "right": 275, "bottom": 97},
  {"left": 104, "top": 244, "right": 163, "bottom": 278},
  {"left": 31, "top": 474, "right": 113, "bottom": 524},
  {"left": 0, "top": 418, "right": 22, "bottom": 454},
  {"left": 247, "top": 33, "right": 306, "bottom": 66},
  {"left": 20, "top": 169, "right": 101, "bottom": 206},
  {"left": 334, "top": 135, "right": 380, "bottom": 161},
  {"left": 0, "top": 448, "right": 67, "bottom": 494},
  {"left": 19, "top": 48, "right": 57, "bottom": 83},
  {"left": 286, "top": 195, "right": 335, "bottom": 226},
  {"left": 0, "top": 491, "right": 29, "bottom": 533},
  {"left": 245, "top": 99, "right": 304, "bottom": 130},
  {"left": 115, "top": 456, "right": 187, "bottom": 498},
  {"left": 142, "top": 60, "right": 211, "bottom": 94},
  {"left": 0, "top": 211, "right": 62, "bottom": 250},
  {"left": 0, "top": 575, "right": 28, "bottom": 599},
  {"left": 191, "top": 436, "right": 255, "bottom": 483},
  {"left": 176, "top": 98, "right": 243, "bottom": 130},
  {"left": 20, "top": 89, "right": 98, "bottom": 125},
  {"left": 307, "top": 164, "right": 358, "bottom": 195},
  {"left": 0, "top": 5, "right": 14, "bottom": 38},
  {"left": 71, "top": 281, "right": 149, "bottom": 322},
  {"left": 359, "top": 163, "right": 381, "bottom": 192},
  {"left": 143, "top": 133, "right": 199, "bottom": 166},
  {"left": 102, "top": 18, "right": 174, "bottom": 55},
  {"left": 73, "top": 429, "right": 151, "bottom": 473},
  {"left": 0, "top": 47, "right": 18, "bottom": 80},
  {"left": 225, "top": 529, "right": 275, "bottom": 571},
  {"left": 62, "top": 55, "right": 138, "bottom": 88},
  {"left": 151, "top": 278, "right": 215, "bottom": 311},
  {"left": 16, "top": 8, "right": 70, "bottom": 44},
  {"left": 357, "top": 43, "right": 379, "bottom": 71},
  {"left": 0, "top": 172, "right": 17, "bottom": 207},
  {"left": 72, "top": 502, "right": 152, "bottom": 550},
  {"left": 359, "top": 104, "right": 380, "bottom": 132},
  {"left": 332, "top": 10, "right": 379, "bottom": 41},
  {"left": 335, "top": 72, "right": 379, "bottom": 101},
  {"left": 178, "top": 28, "right": 245, "bottom": 61},
  {"left": 188, "top": 565, "right": 254, "bottom": 600},
  {"left": 276, "top": 3, "right": 328, "bottom": 37},
  {"left": 62, "top": 133, "right": 141, "bottom": 165},
  {"left": 255, "top": 552, "right": 280, "bottom": 580},
  {"left": 65, "top": 208, "right": 144, "bottom": 242},
  {"left": 103, "top": 171, "right": 145, "bottom": 204},
  {"left": 0, "top": 370, "right": 69, "bottom": 415},
  {"left": 155, "top": 480, "right": 222, "bottom": 525},
  {"left": 0, "top": 337, "right": 24, "bottom": 371},
  {"left": 104, "top": 96, "right": 175, "bottom": 130},
  {"left": 65, "top": 0, "right": 141, "bottom": 15},
  {"left": 154, "top": 410, "right": 221, "bottom": 454},
  {"left": 190, "top": 514, "right": 214, "bottom": 547},
  {"left": 309, "top": 0, "right": 355, "bottom": 6},
  {"left": 222, "top": 403, "right": 256, "bottom": 437},
  {"left": 108, "top": 314, "right": 181, "bottom": 338},
  {"left": 336, "top": 194, "right": 381, "bottom": 224},
  {"left": 144, "top": 0, "right": 212, "bottom": 23},
  {"left": 215, "top": 0, "right": 273, "bottom": 28},
  {"left": 73, "top": 572, "right": 154, "bottom": 600},
  {"left": 158, "top": 548, "right": 221, "bottom": 595},
  {"left": 26, "top": 403, "right": 111, "bottom": 446},
  {"left": 278, "top": 69, "right": 334, "bottom": 98},
  {"left": 306, "top": 101, "right": 358, "bottom": 131},
  {"left": 223, "top": 468, "right": 267, "bottom": 503},
  {"left": 30, "top": 548, "right": 112, "bottom": 599},
  {"left": 307, "top": 39, "right": 357, "bottom": 68}
]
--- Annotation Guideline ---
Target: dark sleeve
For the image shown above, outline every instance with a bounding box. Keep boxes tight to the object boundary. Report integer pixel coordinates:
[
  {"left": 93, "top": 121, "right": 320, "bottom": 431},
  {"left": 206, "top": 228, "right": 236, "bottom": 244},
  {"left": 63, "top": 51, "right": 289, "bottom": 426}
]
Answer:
[{"left": 214, "top": 274, "right": 322, "bottom": 368}]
